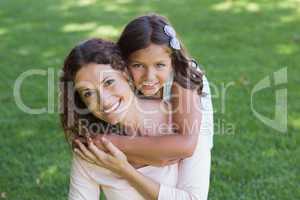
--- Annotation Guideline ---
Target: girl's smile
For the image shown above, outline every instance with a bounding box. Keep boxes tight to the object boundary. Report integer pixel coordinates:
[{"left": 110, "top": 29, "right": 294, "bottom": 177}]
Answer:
[{"left": 128, "top": 43, "right": 173, "bottom": 96}]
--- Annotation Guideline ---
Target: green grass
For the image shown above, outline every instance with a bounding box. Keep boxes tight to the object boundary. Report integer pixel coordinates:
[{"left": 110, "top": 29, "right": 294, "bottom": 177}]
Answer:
[{"left": 0, "top": 0, "right": 299, "bottom": 199}]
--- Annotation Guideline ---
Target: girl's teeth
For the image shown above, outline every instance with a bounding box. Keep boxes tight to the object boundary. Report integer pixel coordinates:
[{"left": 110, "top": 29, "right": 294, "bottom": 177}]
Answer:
[{"left": 143, "top": 83, "right": 157, "bottom": 86}]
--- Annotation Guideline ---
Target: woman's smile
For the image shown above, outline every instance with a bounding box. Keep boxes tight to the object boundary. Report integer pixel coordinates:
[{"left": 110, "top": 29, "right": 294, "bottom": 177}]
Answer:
[
  {"left": 75, "top": 63, "right": 133, "bottom": 124},
  {"left": 103, "top": 98, "right": 122, "bottom": 114}
]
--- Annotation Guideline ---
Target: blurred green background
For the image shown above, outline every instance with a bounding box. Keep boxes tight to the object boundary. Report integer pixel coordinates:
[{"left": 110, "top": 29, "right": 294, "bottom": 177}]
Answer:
[{"left": 0, "top": 0, "right": 299, "bottom": 199}]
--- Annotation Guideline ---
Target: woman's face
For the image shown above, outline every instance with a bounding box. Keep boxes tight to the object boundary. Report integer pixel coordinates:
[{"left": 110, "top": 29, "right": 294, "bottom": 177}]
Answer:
[
  {"left": 74, "top": 63, "right": 133, "bottom": 125},
  {"left": 127, "top": 43, "right": 173, "bottom": 97}
]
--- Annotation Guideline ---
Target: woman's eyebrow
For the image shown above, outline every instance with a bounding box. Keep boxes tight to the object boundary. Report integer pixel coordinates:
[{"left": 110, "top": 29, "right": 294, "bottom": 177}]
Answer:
[
  {"left": 76, "top": 85, "right": 96, "bottom": 92},
  {"left": 75, "top": 76, "right": 112, "bottom": 91},
  {"left": 76, "top": 87, "right": 90, "bottom": 92},
  {"left": 101, "top": 76, "right": 111, "bottom": 84}
]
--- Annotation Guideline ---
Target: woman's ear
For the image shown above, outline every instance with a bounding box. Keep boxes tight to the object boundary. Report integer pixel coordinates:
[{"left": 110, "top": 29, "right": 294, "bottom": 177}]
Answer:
[{"left": 122, "top": 68, "right": 130, "bottom": 81}]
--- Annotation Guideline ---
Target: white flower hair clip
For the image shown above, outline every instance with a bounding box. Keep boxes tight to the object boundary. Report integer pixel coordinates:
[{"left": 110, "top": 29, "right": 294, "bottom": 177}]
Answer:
[{"left": 163, "top": 25, "right": 181, "bottom": 50}]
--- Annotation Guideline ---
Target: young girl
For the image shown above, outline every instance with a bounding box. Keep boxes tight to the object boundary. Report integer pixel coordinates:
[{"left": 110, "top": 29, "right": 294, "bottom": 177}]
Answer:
[
  {"left": 84, "top": 14, "right": 214, "bottom": 199},
  {"left": 62, "top": 38, "right": 211, "bottom": 200}
]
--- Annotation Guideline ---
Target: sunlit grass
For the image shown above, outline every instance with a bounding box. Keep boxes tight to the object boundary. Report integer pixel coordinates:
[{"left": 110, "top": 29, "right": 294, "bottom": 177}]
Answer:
[
  {"left": 62, "top": 22, "right": 98, "bottom": 32},
  {"left": 211, "top": 1, "right": 261, "bottom": 13},
  {"left": 0, "top": 28, "right": 7, "bottom": 35},
  {"left": 88, "top": 25, "right": 120, "bottom": 38},
  {"left": 62, "top": 22, "right": 121, "bottom": 38},
  {"left": 276, "top": 44, "right": 298, "bottom": 55}
]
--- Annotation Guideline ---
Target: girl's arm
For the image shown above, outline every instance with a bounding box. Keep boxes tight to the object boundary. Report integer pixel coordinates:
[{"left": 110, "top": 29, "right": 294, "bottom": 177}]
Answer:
[
  {"left": 88, "top": 83, "right": 201, "bottom": 166},
  {"left": 106, "top": 134, "right": 197, "bottom": 166}
]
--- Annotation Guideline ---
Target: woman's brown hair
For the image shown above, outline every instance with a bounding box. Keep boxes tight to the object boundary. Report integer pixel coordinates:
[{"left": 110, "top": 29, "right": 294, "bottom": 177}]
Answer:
[
  {"left": 117, "top": 13, "right": 203, "bottom": 95},
  {"left": 60, "top": 38, "right": 125, "bottom": 143}
]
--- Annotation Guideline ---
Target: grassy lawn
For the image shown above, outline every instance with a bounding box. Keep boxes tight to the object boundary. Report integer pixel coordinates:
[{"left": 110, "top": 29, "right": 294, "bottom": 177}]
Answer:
[{"left": 0, "top": 0, "right": 299, "bottom": 199}]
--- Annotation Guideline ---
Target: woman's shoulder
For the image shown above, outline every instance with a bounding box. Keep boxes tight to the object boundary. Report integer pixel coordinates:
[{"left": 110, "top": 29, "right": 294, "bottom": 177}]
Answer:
[{"left": 171, "top": 81, "right": 199, "bottom": 98}]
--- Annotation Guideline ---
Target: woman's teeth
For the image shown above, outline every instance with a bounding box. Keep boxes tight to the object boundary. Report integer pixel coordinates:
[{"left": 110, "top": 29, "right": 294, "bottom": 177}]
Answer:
[{"left": 104, "top": 100, "right": 121, "bottom": 113}]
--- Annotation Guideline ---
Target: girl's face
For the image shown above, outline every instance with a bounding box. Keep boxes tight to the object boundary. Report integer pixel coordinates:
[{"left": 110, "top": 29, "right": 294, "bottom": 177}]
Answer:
[
  {"left": 75, "top": 63, "right": 133, "bottom": 125},
  {"left": 127, "top": 43, "right": 173, "bottom": 97}
]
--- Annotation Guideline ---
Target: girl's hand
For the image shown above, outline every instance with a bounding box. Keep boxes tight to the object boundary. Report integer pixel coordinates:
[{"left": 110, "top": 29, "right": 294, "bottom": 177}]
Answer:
[{"left": 74, "top": 137, "right": 131, "bottom": 176}]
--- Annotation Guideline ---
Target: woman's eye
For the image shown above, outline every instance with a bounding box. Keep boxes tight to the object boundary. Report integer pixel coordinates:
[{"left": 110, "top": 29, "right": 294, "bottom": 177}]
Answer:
[
  {"left": 104, "top": 79, "right": 115, "bottom": 87},
  {"left": 83, "top": 91, "right": 92, "bottom": 98},
  {"left": 156, "top": 63, "right": 166, "bottom": 68}
]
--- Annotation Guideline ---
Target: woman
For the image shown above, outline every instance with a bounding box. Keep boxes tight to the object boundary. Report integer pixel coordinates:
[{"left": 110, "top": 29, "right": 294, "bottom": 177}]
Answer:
[{"left": 61, "top": 38, "right": 211, "bottom": 200}]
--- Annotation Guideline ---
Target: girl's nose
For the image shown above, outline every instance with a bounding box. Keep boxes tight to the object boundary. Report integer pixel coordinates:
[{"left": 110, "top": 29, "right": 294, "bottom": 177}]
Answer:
[{"left": 145, "top": 67, "right": 156, "bottom": 81}]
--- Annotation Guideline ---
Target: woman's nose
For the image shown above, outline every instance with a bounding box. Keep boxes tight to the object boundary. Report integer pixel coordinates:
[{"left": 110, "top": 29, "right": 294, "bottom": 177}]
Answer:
[{"left": 97, "top": 88, "right": 111, "bottom": 108}]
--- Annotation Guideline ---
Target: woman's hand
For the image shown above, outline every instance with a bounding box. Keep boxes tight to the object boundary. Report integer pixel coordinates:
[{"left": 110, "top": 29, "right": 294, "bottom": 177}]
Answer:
[
  {"left": 74, "top": 137, "right": 131, "bottom": 176},
  {"left": 72, "top": 135, "right": 107, "bottom": 152},
  {"left": 75, "top": 137, "right": 160, "bottom": 200}
]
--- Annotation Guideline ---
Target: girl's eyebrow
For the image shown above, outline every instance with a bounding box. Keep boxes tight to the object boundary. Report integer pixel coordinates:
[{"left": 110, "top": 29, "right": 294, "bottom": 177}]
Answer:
[
  {"left": 156, "top": 60, "right": 168, "bottom": 63},
  {"left": 130, "top": 59, "right": 168, "bottom": 63},
  {"left": 129, "top": 60, "right": 143, "bottom": 63}
]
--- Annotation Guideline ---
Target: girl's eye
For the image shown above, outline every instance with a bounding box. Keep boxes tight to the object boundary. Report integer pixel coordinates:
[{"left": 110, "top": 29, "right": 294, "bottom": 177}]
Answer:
[
  {"left": 104, "top": 79, "right": 115, "bottom": 87},
  {"left": 131, "top": 63, "right": 143, "bottom": 68},
  {"left": 156, "top": 63, "right": 166, "bottom": 68}
]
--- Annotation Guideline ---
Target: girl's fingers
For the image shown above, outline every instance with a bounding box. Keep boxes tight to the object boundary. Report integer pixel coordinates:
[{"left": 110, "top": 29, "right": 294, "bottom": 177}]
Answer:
[
  {"left": 75, "top": 139, "right": 98, "bottom": 161},
  {"left": 101, "top": 137, "right": 124, "bottom": 158}
]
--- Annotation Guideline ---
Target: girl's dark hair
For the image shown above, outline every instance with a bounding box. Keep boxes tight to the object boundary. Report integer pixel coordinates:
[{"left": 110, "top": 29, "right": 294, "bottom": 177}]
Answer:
[
  {"left": 60, "top": 38, "right": 125, "bottom": 143},
  {"left": 117, "top": 13, "right": 203, "bottom": 95}
]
